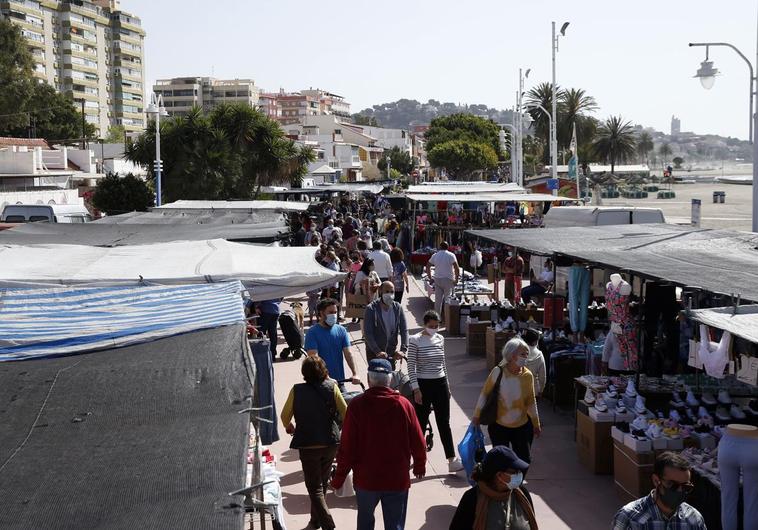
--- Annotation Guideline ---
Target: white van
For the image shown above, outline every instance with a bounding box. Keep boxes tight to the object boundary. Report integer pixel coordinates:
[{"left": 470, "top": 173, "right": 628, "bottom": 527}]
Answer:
[
  {"left": 543, "top": 206, "right": 665, "bottom": 228},
  {"left": 1, "top": 204, "right": 92, "bottom": 224}
]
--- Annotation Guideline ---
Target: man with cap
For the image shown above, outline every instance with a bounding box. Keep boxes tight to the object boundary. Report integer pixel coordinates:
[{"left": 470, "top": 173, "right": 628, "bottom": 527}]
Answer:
[
  {"left": 331, "top": 358, "right": 427, "bottom": 530},
  {"left": 450, "top": 445, "right": 538, "bottom": 530},
  {"left": 363, "top": 281, "right": 408, "bottom": 365}
]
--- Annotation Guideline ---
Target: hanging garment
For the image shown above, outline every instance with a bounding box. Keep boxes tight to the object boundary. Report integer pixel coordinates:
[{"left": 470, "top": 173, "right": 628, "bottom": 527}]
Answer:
[
  {"left": 605, "top": 280, "right": 638, "bottom": 371},
  {"left": 568, "top": 266, "right": 591, "bottom": 333},
  {"left": 698, "top": 324, "right": 731, "bottom": 379},
  {"left": 642, "top": 283, "right": 680, "bottom": 376},
  {"left": 251, "top": 339, "right": 280, "bottom": 445},
  {"left": 718, "top": 431, "right": 758, "bottom": 530}
]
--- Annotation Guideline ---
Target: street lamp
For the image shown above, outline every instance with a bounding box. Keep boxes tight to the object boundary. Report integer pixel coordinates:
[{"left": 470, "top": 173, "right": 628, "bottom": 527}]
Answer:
[
  {"left": 551, "top": 21, "right": 570, "bottom": 181},
  {"left": 516, "top": 68, "right": 531, "bottom": 186},
  {"left": 689, "top": 29, "right": 758, "bottom": 231},
  {"left": 146, "top": 92, "right": 168, "bottom": 206},
  {"left": 386, "top": 154, "right": 391, "bottom": 180}
]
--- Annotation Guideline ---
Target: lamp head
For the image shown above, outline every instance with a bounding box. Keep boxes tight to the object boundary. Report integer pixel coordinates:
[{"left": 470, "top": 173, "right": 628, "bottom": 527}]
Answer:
[
  {"left": 159, "top": 106, "right": 169, "bottom": 117},
  {"left": 146, "top": 102, "right": 158, "bottom": 114},
  {"left": 694, "top": 60, "right": 718, "bottom": 90},
  {"left": 524, "top": 68, "right": 531, "bottom": 78},
  {"left": 560, "top": 22, "right": 570, "bottom": 36}
]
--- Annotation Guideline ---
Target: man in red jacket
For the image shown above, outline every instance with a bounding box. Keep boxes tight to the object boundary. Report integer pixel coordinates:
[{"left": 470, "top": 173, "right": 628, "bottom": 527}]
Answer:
[{"left": 331, "top": 358, "right": 426, "bottom": 530}]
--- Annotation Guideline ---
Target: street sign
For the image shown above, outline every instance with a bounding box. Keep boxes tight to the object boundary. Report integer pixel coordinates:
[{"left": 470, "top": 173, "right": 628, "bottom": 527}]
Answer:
[{"left": 547, "top": 178, "right": 559, "bottom": 190}]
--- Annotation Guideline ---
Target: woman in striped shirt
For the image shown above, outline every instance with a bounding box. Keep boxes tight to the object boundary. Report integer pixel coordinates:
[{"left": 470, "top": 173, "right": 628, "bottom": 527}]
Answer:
[{"left": 408, "top": 310, "right": 464, "bottom": 473}]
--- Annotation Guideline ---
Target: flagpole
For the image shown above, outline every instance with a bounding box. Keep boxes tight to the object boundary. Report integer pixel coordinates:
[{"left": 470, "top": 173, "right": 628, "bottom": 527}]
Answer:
[{"left": 572, "top": 123, "right": 580, "bottom": 199}]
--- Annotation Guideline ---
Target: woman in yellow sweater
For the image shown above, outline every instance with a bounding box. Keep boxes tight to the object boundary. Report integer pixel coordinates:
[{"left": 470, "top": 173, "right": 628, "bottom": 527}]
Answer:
[{"left": 472, "top": 338, "right": 542, "bottom": 466}]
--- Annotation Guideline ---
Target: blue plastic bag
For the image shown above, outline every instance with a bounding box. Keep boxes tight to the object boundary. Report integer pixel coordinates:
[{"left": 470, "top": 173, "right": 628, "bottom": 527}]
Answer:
[{"left": 457, "top": 423, "right": 485, "bottom": 485}]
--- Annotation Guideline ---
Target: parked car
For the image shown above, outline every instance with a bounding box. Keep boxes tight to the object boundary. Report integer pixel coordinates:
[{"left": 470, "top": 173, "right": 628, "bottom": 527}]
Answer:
[{"left": 1, "top": 204, "right": 92, "bottom": 224}]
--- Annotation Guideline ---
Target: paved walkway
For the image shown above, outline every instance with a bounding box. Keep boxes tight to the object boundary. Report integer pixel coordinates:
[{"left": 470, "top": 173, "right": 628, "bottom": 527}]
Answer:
[{"left": 268, "top": 278, "right": 620, "bottom": 529}]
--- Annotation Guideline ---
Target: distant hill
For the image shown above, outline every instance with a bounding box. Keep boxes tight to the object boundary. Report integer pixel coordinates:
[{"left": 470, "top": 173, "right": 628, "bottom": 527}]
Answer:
[{"left": 354, "top": 99, "right": 514, "bottom": 129}]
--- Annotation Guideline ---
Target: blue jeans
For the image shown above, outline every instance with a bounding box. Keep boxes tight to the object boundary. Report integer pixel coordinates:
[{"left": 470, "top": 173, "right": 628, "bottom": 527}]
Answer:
[
  {"left": 568, "top": 266, "right": 590, "bottom": 333},
  {"left": 355, "top": 489, "right": 409, "bottom": 530},
  {"left": 258, "top": 312, "right": 278, "bottom": 359},
  {"left": 719, "top": 432, "right": 758, "bottom": 530}
]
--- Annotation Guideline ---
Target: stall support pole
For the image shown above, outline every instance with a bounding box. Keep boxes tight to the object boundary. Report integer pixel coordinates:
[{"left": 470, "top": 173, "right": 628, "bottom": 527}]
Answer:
[
  {"left": 410, "top": 201, "right": 417, "bottom": 252},
  {"left": 635, "top": 276, "right": 644, "bottom": 389}
]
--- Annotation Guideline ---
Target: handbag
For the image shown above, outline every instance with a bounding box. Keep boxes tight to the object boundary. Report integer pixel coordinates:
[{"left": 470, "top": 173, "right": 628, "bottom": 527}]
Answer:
[{"left": 478, "top": 366, "right": 503, "bottom": 426}]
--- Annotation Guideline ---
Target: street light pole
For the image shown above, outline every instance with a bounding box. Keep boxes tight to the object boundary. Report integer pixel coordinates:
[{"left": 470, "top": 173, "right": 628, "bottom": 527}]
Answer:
[
  {"left": 689, "top": 15, "right": 758, "bottom": 231},
  {"left": 551, "top": 21, "right": 569, "bottom": 180},
  {"left": 517, "top": 68, "right": 530, "bottom": 186},
  {"left": 146, "top": 93, "right": 168, "bottom": 206}
]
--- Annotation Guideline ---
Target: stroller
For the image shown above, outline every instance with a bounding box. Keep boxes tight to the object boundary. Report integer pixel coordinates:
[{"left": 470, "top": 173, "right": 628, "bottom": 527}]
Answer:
[
  {"left": 392, "top": 364, "right": 435, "bottom": 452},
  {"left": 277, "top": 309, "right": 305, "bottom": 360}
]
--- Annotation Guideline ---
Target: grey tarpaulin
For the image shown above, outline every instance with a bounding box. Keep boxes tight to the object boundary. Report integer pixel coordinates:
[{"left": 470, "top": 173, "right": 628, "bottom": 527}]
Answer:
[
  {"left": 468, "top": 224, "right": 758, "bottom": 302},
  {"left": 0, "top": 221, "right": 286, "bottom": 245},
  {"left": 0, "top": 323, "right": 251, "bottom": 530},
  {"left": 688, "top": 305, "right": 758, "bottom": 343},
  {"left": 94, "top": 209, "right": 285, "bottom": 225}
]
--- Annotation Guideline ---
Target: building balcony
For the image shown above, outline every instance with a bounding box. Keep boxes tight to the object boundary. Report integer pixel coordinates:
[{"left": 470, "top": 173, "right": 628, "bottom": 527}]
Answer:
[
  {"left": 113, "top": 32, "right": 142, "bottom": 46},
  {"left": 4, "top": 0, "right": 43, "bottom": 15},
  {"left": 114, "top": 19, "right": 144, "bottom": 35}
]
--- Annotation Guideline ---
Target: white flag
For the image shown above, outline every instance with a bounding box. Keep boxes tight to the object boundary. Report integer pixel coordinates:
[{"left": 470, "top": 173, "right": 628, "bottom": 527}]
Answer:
[{"left": 570, "top": 122, "right": 577, "bottom": 156}]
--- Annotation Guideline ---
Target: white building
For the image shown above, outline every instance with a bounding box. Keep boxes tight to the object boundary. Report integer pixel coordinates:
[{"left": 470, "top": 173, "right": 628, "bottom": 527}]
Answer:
[{"left": 358, "top": 126, "right": 413, "bottom": 156}]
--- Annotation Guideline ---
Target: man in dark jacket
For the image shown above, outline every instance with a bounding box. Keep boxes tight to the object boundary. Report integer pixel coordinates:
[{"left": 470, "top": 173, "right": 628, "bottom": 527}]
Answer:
[
  {"left": 363, "top": 281, "right": 408, "bottom": 364},
  {"left": 331, "top": 358, "right": 426, "bottom": 530}
]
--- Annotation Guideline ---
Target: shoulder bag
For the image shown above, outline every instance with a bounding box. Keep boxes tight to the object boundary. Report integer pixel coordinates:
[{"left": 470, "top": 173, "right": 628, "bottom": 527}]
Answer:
[{"left": 478, "top": 366, "right": 503, "bottom": 426}]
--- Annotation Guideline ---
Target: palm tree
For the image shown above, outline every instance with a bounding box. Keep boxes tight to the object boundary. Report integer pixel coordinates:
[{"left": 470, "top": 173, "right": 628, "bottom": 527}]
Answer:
[
  {"left": 592, "top": 116, "right": 637, "bottom": 175},
  {"left": 637, "top": 132, "right": 654, "bottom": 167},
  {"left": 559, "top": 88, "right": 598, "bottom": 149}
]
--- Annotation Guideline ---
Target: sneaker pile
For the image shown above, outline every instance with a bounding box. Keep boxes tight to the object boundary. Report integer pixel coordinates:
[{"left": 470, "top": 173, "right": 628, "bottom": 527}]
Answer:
[
  {"left": 686, "top": 389, "right": 700, "bottom": 407},
  {"left": 584, "top": 388, "right": 596, "bottom": 405},
  {"left": 624, "top": 380, "right": 638, "bottom": 398},
  {"left": 670, "top": 391, "right": 685, "bottom": 408},
  {"left": 701, "top": 392, "right": 717, "bottom": 406},
  {"left": 634, "top": 395, "right": 647, "bottom": 414},
  {"left": 717, "top": 390, "right": 732, "bottom": 405},
  {"left": 594, "top": 393, "right": 608, "bottom": 412}
]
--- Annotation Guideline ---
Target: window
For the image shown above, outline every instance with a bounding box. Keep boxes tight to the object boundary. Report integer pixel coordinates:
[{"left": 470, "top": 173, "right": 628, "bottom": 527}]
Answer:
[
  {"left": 84, "top": 100, "right": 98, "bottom": 109},
  {"left": 85, "top": 115, "right": 99, "bottom": 124},
  {"left": 21, "top": 29, "right": 44, "bottom": 42}
]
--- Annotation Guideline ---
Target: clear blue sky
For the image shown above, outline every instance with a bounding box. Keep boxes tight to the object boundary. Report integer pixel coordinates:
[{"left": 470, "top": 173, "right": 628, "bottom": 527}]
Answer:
[{"left": 126, "top": 0, "right": 757, "bottom": 140}]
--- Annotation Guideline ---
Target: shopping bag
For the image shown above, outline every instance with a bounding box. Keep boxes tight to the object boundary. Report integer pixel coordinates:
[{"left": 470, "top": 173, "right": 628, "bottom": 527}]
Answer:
[
  {"left": 457, "top": 423, "right": 485, "bottom": 486},
  {"left": 334, "top": 470, "right": 355, "bottom": 497},
  {"left": 345, "top": 292, "right": 369, "bottom": 320}
]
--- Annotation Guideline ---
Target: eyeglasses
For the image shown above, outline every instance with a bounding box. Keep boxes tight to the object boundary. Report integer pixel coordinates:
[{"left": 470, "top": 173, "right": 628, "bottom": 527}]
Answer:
[{"left": 661, "top": 480, "right": 694, "bottom": 493}]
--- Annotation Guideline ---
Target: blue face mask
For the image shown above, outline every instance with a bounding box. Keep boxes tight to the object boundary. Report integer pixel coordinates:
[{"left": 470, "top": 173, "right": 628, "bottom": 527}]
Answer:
[
  {"left": 501, "top": 471, "right": 523, "bottom": 490},
  {"left": 325, "top": 313, "right": 338, "bottom": 326}
]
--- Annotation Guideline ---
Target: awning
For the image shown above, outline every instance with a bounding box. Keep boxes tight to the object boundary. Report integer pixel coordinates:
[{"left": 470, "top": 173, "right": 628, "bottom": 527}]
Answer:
[
  {"left": 407, "top": 183, "right": 524, "bottom": 194},
  {"left": 0, "top": 324, "right": 250, "bottom": 529},
  {"left": 405, "top": 192, "right": 568, "bottom": 203},
  {"left": 0, "top": 221, "right": 286, "bottom": 245},
  {"left": 270, "top": 184, "right": 386, "bottom": 194},
  {"left": 688, "top": 305, "right": 758, "bottom": 343},
  {"left": 0, "top": 282, "right": 246, "bottom": 361},
  {"left": 468, "top": 224, "right": 758, "bottom": 302},
  {"left": 0, "top": 239, "right": 345, "bottom": 300},
  {"left": 94, "top": 209, "right": 285, "bottom": 225},
  {"left": 156, "top": 200, "right": 311, "bottom": 212}
]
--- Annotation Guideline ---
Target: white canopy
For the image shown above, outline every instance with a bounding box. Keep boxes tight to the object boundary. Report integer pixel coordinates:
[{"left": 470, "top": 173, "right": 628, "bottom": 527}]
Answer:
[
  {"left": 407, "top": 183, "right": 524, "bottom": 194},
  {"left": 405, "top": 192, "right": 569, "bottom": 203},
  {"left": 271, "top": 184, "right": 386, "bottom": 195},
  {"left": 156, "top": 200, "right": 310, "bottom": 212},
  {"left": 0, "top": 239, "right": 344, "bottom": 300},
  {"left": 688, "top": 305, "right": 758, "bottom": 344}
]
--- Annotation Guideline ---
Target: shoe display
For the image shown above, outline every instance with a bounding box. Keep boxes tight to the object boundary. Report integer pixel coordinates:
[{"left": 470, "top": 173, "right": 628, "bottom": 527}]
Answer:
[
  {"left": 607, "top": 385, "right": 618, "bottom": 398},
  {"left": 624, "top": 380, "right": 637, "bottom": 398},
  {"left": 697, "top": 406, "right": 711, "bottom": 419},
  {"left": 670, "top": 391, "right": 685, "bottom": 408},
  {"left": 715, "top": 407, "right": 731, "bottom": 422},
  {"left": 686, "top": 389, "right": 700, "bottom": 407},
  {"left": 584, "top": 388, "right": 596, "bottom": 404},
  {"left": 663, "top": 426, "right": 680, "bottom": 439},
  {"left": 616, "top": 398, "right": 627, "bottom": 413},
  {"left": 448, "top": 457, "right": 464, "bottom": 472},
  {"left": 669, "top": 410, "right": 682, "bottom": 423},
  {"left": 504, "top": 316, "right": 515, "bottom": 329},
  {"left": 646, "top": 423, "right": 663, "bottom": 439},
  {"left": 749, "top": 400, "right": 758, "bottom": 415},
  {"left": 502, "top": 299, "right": 514, "bottom": 309},
  {"left": 686, "top": 408, "right": 698, "bottom": 422},
  {"left": 631, "top": 415, "right": 649, "bottom": 436},
  {"left": 701, "top": 392, "right": 718, "bottom": 406},
  {"left": 594, "top": 393, "right": 608, "bottom": 412},
  {"left": 717, "top": 390, "right": 732, "bottom": 405},
  {"left": 729, "top": 404, "right": 746, "bottom": 420},
  {"left": 634, "top": 395, "right": 647, "bottom": 414}
]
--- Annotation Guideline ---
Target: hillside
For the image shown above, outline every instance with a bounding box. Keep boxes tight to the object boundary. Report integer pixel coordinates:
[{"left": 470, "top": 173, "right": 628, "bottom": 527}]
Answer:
[{"left": 355, "top": 99, "right": 514, "bottom": 129}]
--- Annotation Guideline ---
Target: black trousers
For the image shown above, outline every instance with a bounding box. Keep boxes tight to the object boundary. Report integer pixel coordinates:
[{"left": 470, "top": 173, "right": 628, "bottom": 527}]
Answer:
[
  {"left": 488, "top": 420, "right": 534, "bottom": 466},
  {"left": 394, "top": 290, "right": 404, "bottom": 304},
  {"left": 643, "top": 283, "right": 679, "bottom": 376},
  {"left": 414, "top": 377, "right": 455, "bottom": 459}
]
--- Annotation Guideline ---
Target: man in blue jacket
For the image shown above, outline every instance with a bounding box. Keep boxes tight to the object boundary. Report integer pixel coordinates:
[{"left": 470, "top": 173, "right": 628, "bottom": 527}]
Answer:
[{"left": 364, "top": 281, "right": 408, "bottom": 365}]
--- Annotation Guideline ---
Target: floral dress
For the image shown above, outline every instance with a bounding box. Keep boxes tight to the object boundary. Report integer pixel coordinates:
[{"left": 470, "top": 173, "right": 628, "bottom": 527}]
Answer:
[{"left": 605, "top": 281, "right": 638, "bottom": 370}]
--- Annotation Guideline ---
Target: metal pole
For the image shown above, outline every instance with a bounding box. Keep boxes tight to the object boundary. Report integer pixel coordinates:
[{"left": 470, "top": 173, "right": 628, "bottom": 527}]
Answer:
[
  {"left": 80, "top": 99, "right": 86, "bottom": 150},
  {"left": 551, "top": 21, "right": 558, "bottom": 180},
  {"left": 754, "top": 6, "right": 758, "bottom": 231},
  {"left": 155, "top": 106, "right": 162, "bottom": 206},
  {"left": 518, "top": 73, "right": 524, "bottom": 186}
]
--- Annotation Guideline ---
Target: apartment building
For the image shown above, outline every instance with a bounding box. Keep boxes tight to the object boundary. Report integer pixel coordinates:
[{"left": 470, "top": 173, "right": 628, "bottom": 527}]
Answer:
[
  {"left": 0, "top": 0, "right": 146, "bottom": 134},
  {"left": 152, "top": 77, "right": 261, "bottom": 116},
  {"left": 259, "top": 89, "right": 351, "bottom": 125}
]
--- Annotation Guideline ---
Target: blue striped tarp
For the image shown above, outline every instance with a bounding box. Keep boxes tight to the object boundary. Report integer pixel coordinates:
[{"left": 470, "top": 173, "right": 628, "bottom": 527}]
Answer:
[{"left": 0, "top": 282, "right": 246, "bottom": 362}]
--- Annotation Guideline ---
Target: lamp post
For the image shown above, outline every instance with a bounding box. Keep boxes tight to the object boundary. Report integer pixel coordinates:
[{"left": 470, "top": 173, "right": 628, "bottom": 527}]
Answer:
[
  {"left": 551, "top": 21, "right": 570, "bottom": 180},
  {"left": 146, "top": 93, "right": 168, "bottom": 206},
  {"left": 386, "top": 154, "right": 391, "bottom": 180},
  {"left": 499, "top": 124, "right": 516, "bottom": 181},
  {"left": 689, "top": 22, "right": 758, "bottom": 231},
  {"left": 517, "top": 68, "right": 531, "bottom": 186}
]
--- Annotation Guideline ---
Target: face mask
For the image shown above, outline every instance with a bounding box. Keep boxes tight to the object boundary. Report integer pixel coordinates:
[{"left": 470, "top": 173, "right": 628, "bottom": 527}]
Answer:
[
  {"left": 657, "top": 483, "right": 688, "bottom": 512},
  {"left": 325, "top": 313, "right": 338, "bottom": 326},
  {"left": 498, "top": 471, "right": 523, "bottom": 490},
  {"left": 426, "top": 327, "right": 437, "bottom": 337},
  {"left": 516, "top": 357, "right": 527, "bottom": 367},
  {"left": 382, "top": 293, "right": 394, "bottom": 305},
  {"left": 310, "top": 227, "right": 315, "bottom": 232}
]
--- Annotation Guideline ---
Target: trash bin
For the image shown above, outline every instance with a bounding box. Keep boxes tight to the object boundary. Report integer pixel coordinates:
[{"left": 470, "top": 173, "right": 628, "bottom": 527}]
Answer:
[
  {"left": 720, "top": 192, "right": 726, "bottom": 203},
  {"left": 713, "top": 191, "right": 726, "bottom": 203}
]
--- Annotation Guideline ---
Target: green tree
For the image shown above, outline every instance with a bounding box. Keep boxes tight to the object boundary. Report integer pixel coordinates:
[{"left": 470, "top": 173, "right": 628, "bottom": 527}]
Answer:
[
  {"left": 558, "top": 88, "right": 598, "bottom": 150},
  {"left": 592, "top": 116, "right": 637, "bottom": 174},
  {"left": 92, "top": 173, "right": 153, "bottom": 215},
  {"left": 378, "top": 146, "right": 413, "bottom": 176},
  {"left": 637, "top": 131, "right": 654, "bottom": 166},
  {"left": 0, "top": 19, "right": 95, "bottom": 141},
  {"left": 427, "top": 139, "right": 498, "bottom": 180},
  {"left": 659, "top": 143, "right": 673, "bottom": 166},
  {"left": 672, "top": 156, "right": 684, "bottom": 169},
  {"left": 352, "top": 114, "right": 379, "bottom": 126},
  {"left": 103, "top": 124, "right": 126, "bottom": 144},
  {"left": 424, "top": 113, "right": 503, "bottom": 158}
]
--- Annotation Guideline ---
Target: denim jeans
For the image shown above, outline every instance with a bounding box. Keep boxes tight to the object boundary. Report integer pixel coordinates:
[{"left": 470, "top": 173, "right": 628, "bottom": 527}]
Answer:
[
  {"left": 258, "top": 312, "right": 278, "bottom": 359},
  {"left": 355, "top": 488, "right": 409, "bottom": 530}
]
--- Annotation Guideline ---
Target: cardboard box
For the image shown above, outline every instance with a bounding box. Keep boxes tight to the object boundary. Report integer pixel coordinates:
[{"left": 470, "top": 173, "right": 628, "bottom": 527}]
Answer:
[
  {"left": 623, "top": 433, "right": 652, "bottom": 453},
  {"left": 485, "top": 327, "right": 513, "bottom": 370},
  {"left": 650, "top": 437, "right": 667, "bottom": 450},
  {"left": 577, "top": 400, "right": 590, "bottom": 417},
  {"left": 611, "top": 426, "right": 625, "bottom": 443},
  {"left": 613, "top": 441, "right": 654, "bottom": 502},
  {"left": 467, "top": 321, "right": 490, "bottom": 357},
  {"left": 665, "top": 437, "right": 684, "bottom": 450},
  {"left": 444, "top": 301, "right": 461, "bottom": 336},
  {"left": 614, "top": 411, "right": 635, "bottom": 423},
  {"left": 692, "top": 432, "right": 716, "bottom": 450},
  {"left": 576, "top": 411, "right": 614, "bottom": 475},
  {"left": 589, "top": 407, "right": 615, "bottom": 422}
]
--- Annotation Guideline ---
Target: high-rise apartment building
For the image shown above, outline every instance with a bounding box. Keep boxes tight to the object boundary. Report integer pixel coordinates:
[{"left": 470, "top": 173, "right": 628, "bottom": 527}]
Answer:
[
  {"left": 259, "top": 89, "right": 351, "bottom": 125},
  {"left": 0, "top": 0, "right": 146, "bottom": 134},
  {"left": 152, "top": 77, "right": 261, "bottom": 116}
]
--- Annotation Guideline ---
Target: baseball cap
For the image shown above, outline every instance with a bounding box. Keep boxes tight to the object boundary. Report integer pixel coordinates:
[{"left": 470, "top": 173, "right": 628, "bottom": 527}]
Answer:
[
  {"left": 482, "top": 446, "right": 529, "bottom": 474},
  {"left": 367, "top": 358, "right": 393, "bottom": 374}
]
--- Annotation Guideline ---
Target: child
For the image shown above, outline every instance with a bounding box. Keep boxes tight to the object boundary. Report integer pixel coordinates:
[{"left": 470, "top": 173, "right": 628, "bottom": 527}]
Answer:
[{"left": 522, "top": 329, "right": 546, "bottom": 397}]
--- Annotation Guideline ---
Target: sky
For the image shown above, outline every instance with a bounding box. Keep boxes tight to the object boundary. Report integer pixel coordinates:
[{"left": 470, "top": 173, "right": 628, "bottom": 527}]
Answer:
[{"left": 125, "top": 0, "right": 757, "bottom": 140}]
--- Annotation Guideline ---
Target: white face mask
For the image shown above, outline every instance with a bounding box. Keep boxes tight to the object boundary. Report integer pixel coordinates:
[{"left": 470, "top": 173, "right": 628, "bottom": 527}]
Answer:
[
  {"left": 506, "top": 471, "right": 524, "bottom": 490},
  {"left": 516, "top": 357, "right": 527, "bottom": 367},
  {"left": 382, "top": 293, "right": 394, "bottom": 305},
  {"left": 426, "top": 327, "right": 438, "bottom": 336}
]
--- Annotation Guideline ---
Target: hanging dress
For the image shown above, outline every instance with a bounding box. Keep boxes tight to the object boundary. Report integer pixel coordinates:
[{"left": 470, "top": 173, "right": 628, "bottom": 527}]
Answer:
[{"left": 605, "top": 281, "right": 638, "bottom": 371}]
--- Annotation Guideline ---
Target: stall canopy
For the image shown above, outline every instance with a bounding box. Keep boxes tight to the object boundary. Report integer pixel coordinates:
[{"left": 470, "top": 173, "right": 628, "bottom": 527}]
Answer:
[
  {"left": 156, "top": 199, "right": 311, "bottom": 212},
  {"left": 0, "top": 323, "right": 249, "bottom": 529},
  {"left": 0, "top": 282, "right": 246, "bottom": 361},
  {"left": 688, "top": 305, "right": 758, "bottom": 343},
  {"left": 0, "top": 239, "right": 345, "bottom": 299},
  {"left": 270, "top": 183, "right": 386, "bottom": 195},
  {"left": 0, "top": 221, "right": 285, "bottom": 245},
  {"left": 405, "top": 192, "right": 566, "bottom": 203},
  {"left": 94, "top": 209, "right": 286, "bottom": 225},
  {"left": 468, "top": 224, "right": 758, "bottom": 302},
  {"left": 407, "top": 183, "right": 524, "bottom": 194}
]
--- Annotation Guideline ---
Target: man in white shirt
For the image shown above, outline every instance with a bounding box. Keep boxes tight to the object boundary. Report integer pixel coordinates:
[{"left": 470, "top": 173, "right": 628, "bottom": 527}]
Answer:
[
  {"left": 521, "top": 258, "right": 554, "bottom": 304},
  {"left": 367, "top": 241, "right": 393, "bottom": 282},
  {"left": 322, "top": 219, "right": 336, "bottom": 243},
  {"left": 425, "top": 241, "right": 460, "bottom": 318}
]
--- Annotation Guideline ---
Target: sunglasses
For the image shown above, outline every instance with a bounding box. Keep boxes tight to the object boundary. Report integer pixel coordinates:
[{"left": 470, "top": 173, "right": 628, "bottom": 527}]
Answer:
[{"left": 661, "top": 480, "right": 694, "bottom": 493}]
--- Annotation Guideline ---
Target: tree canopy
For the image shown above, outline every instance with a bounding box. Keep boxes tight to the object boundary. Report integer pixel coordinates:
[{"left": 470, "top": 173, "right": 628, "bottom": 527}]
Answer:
[
  {"left": 592, "top": 115, "right": 637, "bottom": 174},
  {"left": 0, "top": 18, "right": 96, "bottom": 141},
  {"left": 427, "top": 139, "right": 498, "bottom": 180},
  {"left": 92, "top": 173, "right": 154, "bottom": 215},
  {"left": 378, "top": 146, "right": 413, "bottom": 176},
  {"left": 125, "top": 103, "right": 315, "bottom": 203}
]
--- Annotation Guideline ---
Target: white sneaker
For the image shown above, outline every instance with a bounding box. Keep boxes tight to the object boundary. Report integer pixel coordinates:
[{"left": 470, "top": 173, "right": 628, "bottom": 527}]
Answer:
[
  {"left": 646, "top": 423, "right": 663, "bottom": 439},
  {"left": 584, "top": 388, "right": 596, "bottom": 404},
  {"left": 503, "top": 299, "right": 514, "bottom": 309},
  {"left": 631, "top": 415, "right": 649, "bottom": 433},
  {"left": 671, "top": 391, "right": 685, "bottom": 407},
  {"left": 730, "top": 404, "right": 746, "bottom": 420},
  {"left": 634, "top": 395, "right": 647, "bottom": 414},
  {"left": 607, "top": 385, "right": 618, "bottom": 398},
  {"left": 448, "top": 458, "right": 464, "bottom": 472},
  {"left": 686, "top": 390, "right": 700, "bottom": 407},
  {"left": 594, "top": 393, "right": 608, "bottom": 412},
  {"left": 717, "top": 390, "right": 732, "bottom": 405},
  {"left": 616, "top": 398, "right": 627, "bottom": 413},
  {"left": 624, "top": 380, "right": 637, "bottom": 398},
  {"left": 701, "top": 392, "right": 717, "bottom": 406}
]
